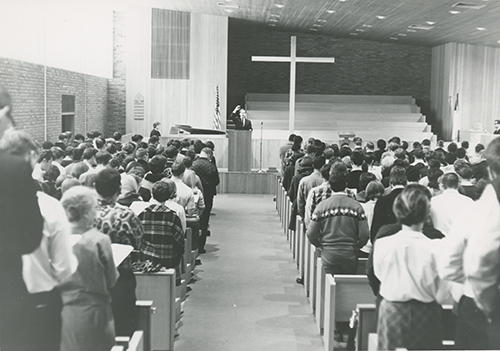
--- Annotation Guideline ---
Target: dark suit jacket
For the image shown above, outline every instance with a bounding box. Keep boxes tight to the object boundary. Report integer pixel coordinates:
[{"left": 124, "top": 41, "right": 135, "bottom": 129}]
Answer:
[
  {"left": 0, "top": 153, "right": 44, "bottom": 300},
  {"left": 370, "top": 187, "right": 404, "bottom": 243}
]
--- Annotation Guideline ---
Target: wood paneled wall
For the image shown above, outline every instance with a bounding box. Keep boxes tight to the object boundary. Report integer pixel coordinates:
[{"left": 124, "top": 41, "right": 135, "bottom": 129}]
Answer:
[
  {"left": 431, "top": 43, "right": 500, "bottom": 140},
  {"left": 126, "top": 8, "right": 228, "bottom": 137}
]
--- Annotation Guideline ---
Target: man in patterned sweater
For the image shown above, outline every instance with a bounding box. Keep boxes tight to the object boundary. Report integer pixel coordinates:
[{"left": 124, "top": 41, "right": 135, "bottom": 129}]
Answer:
[
  {"left": 306, "top": 163, "right": 369, "bottom": 275},
  {"left": 138, "top": 181, "right": 185, "bottom": 284}
]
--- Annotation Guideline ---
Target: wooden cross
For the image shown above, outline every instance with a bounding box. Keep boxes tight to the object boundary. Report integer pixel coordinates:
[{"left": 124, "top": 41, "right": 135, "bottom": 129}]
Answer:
[{"left": 252, "top": 36, "right": 335, "bottom": 134}]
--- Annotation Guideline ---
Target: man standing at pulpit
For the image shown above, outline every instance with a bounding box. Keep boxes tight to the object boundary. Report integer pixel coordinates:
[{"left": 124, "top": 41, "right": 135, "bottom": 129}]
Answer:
[{"left": 229, "top": 105, "right": 253, "bottom": 130}]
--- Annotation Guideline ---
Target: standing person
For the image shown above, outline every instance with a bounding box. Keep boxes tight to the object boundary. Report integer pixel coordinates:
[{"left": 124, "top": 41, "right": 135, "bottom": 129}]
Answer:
[
  {"left": 279, "top": 133, "right": 296, "bottom": 176},
  {"left": 229, "top": 105, "right": 253, "bottom": 130},
  {"left": 59, "top": 186, "right": 119, "bottom": 351},
  {"left": 373, "top": 184, "right": 452, "bottom": 350},
  {"left": 494, "top": 120, "right": 500, "bottom": 134},
  {"left": 0, "top": 86, "right": 48, "bottom": 351},
  {"left": 459, "top": 137, "right": 500, "bottom": 349},
  {"left": 192, "top": 147, "right": 220, "bottom": 253},
  {"left": 306, "top": 164, "right": 369, "bottom": 275},
  {"left": 150, "top": 122, "right": 161, "bottom": 138},
  {"left": 94, "top": 168, "right": 144, "bottom": 337}
]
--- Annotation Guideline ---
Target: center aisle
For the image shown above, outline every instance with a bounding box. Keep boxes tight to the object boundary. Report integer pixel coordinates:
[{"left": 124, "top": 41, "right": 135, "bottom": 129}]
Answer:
[{"left": 174, "top": 194, "right": 324, "bottom": 351}]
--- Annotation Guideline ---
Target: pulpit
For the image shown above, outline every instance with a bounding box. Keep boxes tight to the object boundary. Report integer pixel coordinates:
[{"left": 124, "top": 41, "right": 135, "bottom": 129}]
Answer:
[{"left": 228, "top": 130, "right": 252, "bottom": 171}]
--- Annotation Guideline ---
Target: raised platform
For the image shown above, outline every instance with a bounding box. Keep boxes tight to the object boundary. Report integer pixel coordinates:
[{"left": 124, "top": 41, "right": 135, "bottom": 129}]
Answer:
[{"left": 217, "top": 170, "right": 278, "bottom": 194}]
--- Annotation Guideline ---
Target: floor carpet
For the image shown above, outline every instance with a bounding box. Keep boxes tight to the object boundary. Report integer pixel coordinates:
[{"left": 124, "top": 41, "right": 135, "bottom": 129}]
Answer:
[{"left": 174, "top": 194, "right": 325, "bottom": 351}]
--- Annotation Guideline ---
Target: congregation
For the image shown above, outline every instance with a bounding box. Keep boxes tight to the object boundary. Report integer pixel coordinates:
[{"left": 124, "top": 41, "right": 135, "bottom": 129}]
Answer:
[
  {"left": 0, "top": 86, "right": 220, "bottom": 350},
  {"left": 279, "top": 132, "right": 500, "bottom": 350}
]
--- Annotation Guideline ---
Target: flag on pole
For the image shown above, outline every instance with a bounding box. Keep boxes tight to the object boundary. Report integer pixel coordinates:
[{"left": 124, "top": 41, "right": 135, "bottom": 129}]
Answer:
[
  {"left": 213, "top": 84, "right": 222, "bottom": 130},
  {"left": 454, "top": 92, "right": 459, "bottom": 111}
]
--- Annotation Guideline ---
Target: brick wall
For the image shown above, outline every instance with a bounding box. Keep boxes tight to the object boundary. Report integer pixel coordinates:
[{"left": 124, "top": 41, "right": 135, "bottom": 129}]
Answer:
[
  {"left": 107, "top": 11, "right": 127, "bottom": 136},
  {"left": 228, "top": 19, "right": 432, "bottom": 119},
  {"left": 0, "top": 57, "right": 108, "bottom": 144}
]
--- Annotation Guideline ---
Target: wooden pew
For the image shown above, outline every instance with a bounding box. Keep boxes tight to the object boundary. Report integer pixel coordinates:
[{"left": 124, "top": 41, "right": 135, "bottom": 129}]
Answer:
[
  {"left": 296, "top": 217, "right": 304, "bottom": 271},
  {"left": 134, "top": 270, "right": 176, "bottom": 351},
  {"left": 357, "top": 258, "right": 368, "bottom": 275},
  {"left": 323, "top": 274, "right": 375, "bottom": 351},
  {"left": 115, "top": 331, "right": 145, "bottom": 351},
  {"left": 136, "top": 300, "right": 153, "bottom": 351},
  {"left": 308, "top": 243, "right": 317, "bottom": 313}
]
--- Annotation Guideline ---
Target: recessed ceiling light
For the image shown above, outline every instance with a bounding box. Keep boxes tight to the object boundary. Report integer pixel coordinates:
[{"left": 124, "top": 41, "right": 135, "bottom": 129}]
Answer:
[
  {"left": 270, "top": 14, "right": 280, "bottom": 17},
  {"left": 350, "top": 33, "right": 359, "bottom": 36},
  {"left": 376, "top": 15, "right": 387, "bottom": 19},
  {"left": 313, "top": 23, "right": 322, "bottom": 27},
  {"left": 268, "top": 23, "right": 277, "bottom": 27},
  {"left": 356, "top": 29, "right": 365, "bottom": 32},
  {"left": 225, "top": 0, "right": 233, "bottom": 2},
  {"left": 310, "top": 28, "right": 318, "bottom": 31},
  {"left": 476, "top": 27, "right": 487, "bottom": 30},
  {"left": 407, "top": 29, "right": 417, "bottom": 32},
  {"left": 362, "top": 24, "right": 372, "bottom": 28},
  {"left": 498, "top": 40, "right": 500, "bottom": 44},
  {"left": 449, "top": 10, "right": 461, "bottom": 14},
  {"left": 339, "top": 0, "right": 347, "bottom": 2},
  {"left": 317, "top": 19, "right": 327, "bottom": 23},
  {"left": 217, "top": 2, "right": 239, "bottom": 8},
  {"left": 389, "top": 37, "right": 398, "bottom": 40},
  {"left": 398, "top": 33, "right": 407, "bottom": 36},
  {"left": 224, "top": 9, "right": 234, "bottom": 13},
  {"left": 269, "top": 18, "right": 278, "bottom": 22},
  {"left": 326, "top": 10, "right": 336, "bottom": 14},
  {"left": 275, "top": 4, "right": 285, "bottom": 8},
  {"left": 426, "top": 21, "right": 436, "bottom": 25}
]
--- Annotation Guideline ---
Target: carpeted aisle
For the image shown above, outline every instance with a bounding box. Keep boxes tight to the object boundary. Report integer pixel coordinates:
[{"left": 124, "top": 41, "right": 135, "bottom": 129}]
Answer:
[{"left": 174, "top": 194, "right": 324, "bottom": 351}]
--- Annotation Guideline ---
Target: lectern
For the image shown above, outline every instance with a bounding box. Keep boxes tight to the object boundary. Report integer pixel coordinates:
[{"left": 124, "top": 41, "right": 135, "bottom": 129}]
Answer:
[{"left": 228, "top": 130, "right": 252, "bottom": 171}]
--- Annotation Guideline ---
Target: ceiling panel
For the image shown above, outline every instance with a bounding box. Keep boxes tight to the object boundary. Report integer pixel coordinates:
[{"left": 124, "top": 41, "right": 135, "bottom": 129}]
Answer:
[{"left": 136, "top": 0, "right": 500, "bottom": 47}]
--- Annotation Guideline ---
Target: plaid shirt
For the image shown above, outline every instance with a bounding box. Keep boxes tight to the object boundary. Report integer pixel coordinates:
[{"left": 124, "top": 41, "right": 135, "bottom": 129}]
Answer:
[{"left": 138, "top": 204, "right": 184, "bottom": 270}]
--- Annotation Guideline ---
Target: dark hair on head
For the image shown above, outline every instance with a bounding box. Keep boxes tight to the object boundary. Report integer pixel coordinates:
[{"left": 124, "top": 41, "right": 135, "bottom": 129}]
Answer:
[
  {"left": 109, "top": 157, "right": 121, "bottom": 169},
  {"left": 293, "top": 135, "right": 303, "bottom": 146},
  {"left": 339, "top": 146, "right": 352, "bottom": 158},
  {"left": 461, "top": 140, "right": 469, "bottom": 149},
  {"left": 182, "top": 156, "right": 193, "bottom": 168},
  {"left": 421, "top": 139, "right": 431, "bottom": 147},
  {"left": 427, "top": 158, "right": 441, "bottom": 169},
  {"left": 377, "top": 139, "right": 386, "bottom": 150},
  {"left": 135, "top": 148, "right": 148, "bottom": 159},
  {"left": 437, "top": 140, "right": 445, "bottom": 148},
  {"left": 394, "top": 148, "right": 406, "bottom": 160},
  {"left": 153, "top": 180, "right": 174, "bottom": 202},
  {"left": 205, "top": 141, "right": 215, "bottom": 150},
  {"left": 323, "top": 148, "right": 335, "bottom": 160},
  {"left": 106, "top": 143, "right": 117, "bottom": 155},
  {"left": 125, "top": 161, "right": 141, "bottom": 174},
  {"left": 201, "top": 147, "right": 213, "bottom": 157},
  {"left": 149, "top": 155, "right": 167, "bottom": 175},
  {"left": 406, "top": 165, "right": 421, "bottom": 182},
  {"left": 171, "top": 139, "right": 181, "bottom": 149},
  {"left": 389, "top": 166, "right": 407, "bottom": 186},
  {"left": 414, "top": 148, "right": 425, "bottom": 160},
  {"left": 320, "top": 163, "right": 331, "bottom": 180},
  {"left": 329, "top": 161, "right": 348, "bottom": 177},
  {"left": 413, "top": 141, "right": 421, "bottom": 149},
  {"left": 456, "top": 148, "right": 467, "bottom": 159},
  {"left": 313, "top": 155, "right": 326, "bottom": 170},
  {"left": 401, "top": 141, "right": 409, "bottom": 150},
  {"left": 353, "top": 136, "right": 363, "bottom": 146},
  {"left": 288, "top": 133, "right": 296, "bottom": 142},
  {"left": 364, "top": 153, "right": 375, "bottom": 165},
  {"left": 441, "top": 172, "right": 460, "bottom": 189},
  {"left": 351, "top": 150, "right": 364, "bottom": 166},
  {"left": 329, "top": 172, "right": 347, "bottom": 192},
  {"left": 393, "top": 184, "right": 431, "bottom": 226},
  {"left": 389, "top": 136, "right": 401, "bottom": 145},
  {"left": 365, "top": 180, "right": 385, "bottom": 201},
  {"left": 153, "top": 121, "right": 161, "bottom": 128},
  {"left": 95, "top": 137, "right": 106, "bottom": 150},
  {"left": 50, "top": 146, "right": 64, "bottom": 160},
  {"left": 95, "top": 151, "right": 112, "bottom": 165},
  {"left": 64, "top": 145, "right": 74, "bottom": 157},
  {"left": 454, "top": 160, "right": 473, "bottom": 179},
  {"left": 72, "top": 147, "right": 84, "bottom": 162},
  {"left": 43, "top": 164, "right": 60, "bottom": 182},
  {"left": 131, "top": 134, "right": 143, "bottom": 142},
  {"left": 291, "top": 143, "right": 301, "bottom": 152},
  {"left": 74, "top": 133, "right": 85, "bottom": 141},
  {"left": 42, "top": 141, "right": 54, "bottom": 150},
  {"left": 112, "top": 132, "right": 122, "bottom": 141},
  {"left": 194, "top": 140, "right": 206, "bottom": 154},
  {"left": 171, "top": 162, "right": 185, "bottom": 177},
  {"left": 149, "top": 135, "right": 159, "bottom": 144},
  {"left": 427, "top": 168, "right": 444, "bottom": 190},
  {"left": 122, "top": 155, "right": 135, "bottom": 170},
  {"left": 447, "top": 142, "right": 458, "bottom": 154},
  {"left": 122, "top": 142, "right": 136, "bottom": 155},
  {"left": 137, "top": 141, "right": 148, "bottom": 150},
  {"left": 165, "top": 145, "right": 178, "bottom": 159},
  {"left": 485, "top": 137, "right": 500, "bottom": 176},
  {"left": 475, "top": 143, "right": 485, "bottom": 153},
  {"left": 392, "top": 158, "right": 408, "bottom": 169},
  {"left": 82, "top": 147, "right": 98, "bottom": 161},
  {"left": 95, "top": 168, "right": 121, "bottom": 197},
  {"left": 186, "top": 149, "right": 196, "bottom": 159},
  {"left": 445, "top": 152, "right": 457, "bottom": 165},
  {"left": 358, "top": 172, "right": 377, "bottom": 192},
  {"left": 38, "top": 150, "right": 53, "bottom": 163},
  {"left": 305, "top": 144, "right": 318, "bottom": 155}
]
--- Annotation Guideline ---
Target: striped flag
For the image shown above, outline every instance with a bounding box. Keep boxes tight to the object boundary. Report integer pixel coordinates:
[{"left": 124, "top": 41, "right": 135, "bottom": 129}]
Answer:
[{"left": 213, "top": 84, "right": 222, "bottom": 130}]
